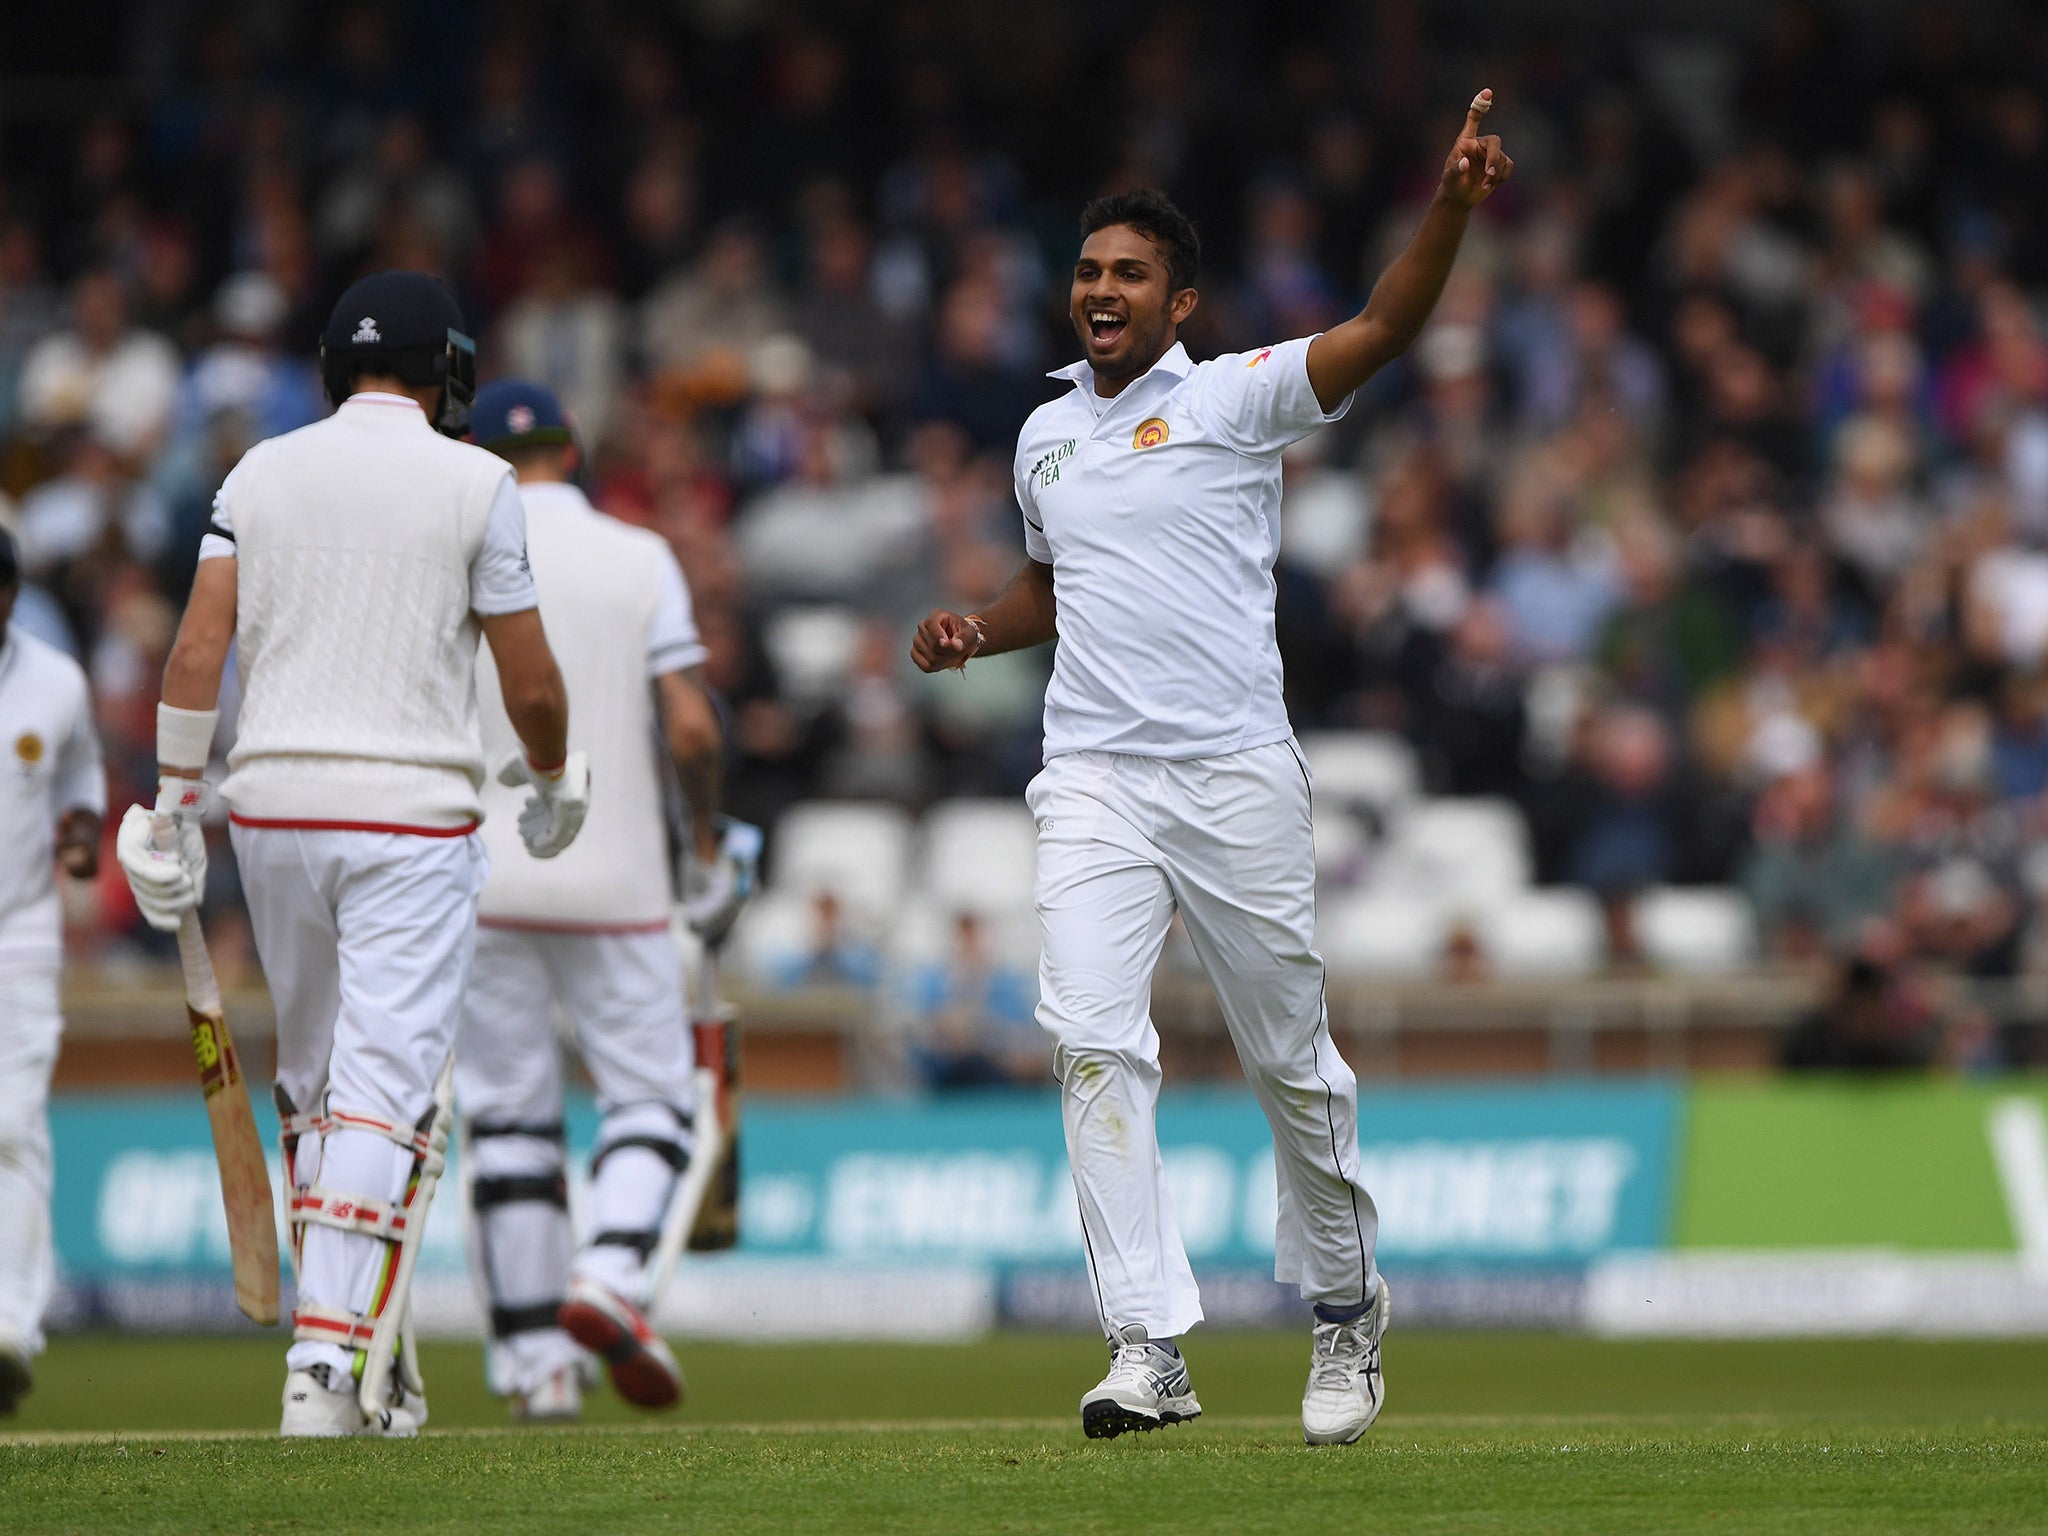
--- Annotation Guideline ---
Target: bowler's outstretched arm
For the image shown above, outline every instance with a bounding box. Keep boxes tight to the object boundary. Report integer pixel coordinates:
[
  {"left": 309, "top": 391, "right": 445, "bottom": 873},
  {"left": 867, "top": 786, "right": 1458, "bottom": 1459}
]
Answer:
[{"left": 1306, "top": 89, "right": 1514, "bottom": 411}]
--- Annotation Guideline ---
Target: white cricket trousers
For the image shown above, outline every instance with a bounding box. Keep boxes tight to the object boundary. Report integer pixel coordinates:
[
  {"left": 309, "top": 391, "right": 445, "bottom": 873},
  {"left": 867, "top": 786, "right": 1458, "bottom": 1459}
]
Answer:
[
  {"left": 232, "top": 823, "right": 488, "bottom": 1378},
  {"left": 456, "top": 926, "right": 697, "bottom": 1396},
  {"left": 1029, "top": 739, "right": 1380, "bottom": 1340},
  {"left": 0, "top": 967, "right": 61, "bottom": 1355}
]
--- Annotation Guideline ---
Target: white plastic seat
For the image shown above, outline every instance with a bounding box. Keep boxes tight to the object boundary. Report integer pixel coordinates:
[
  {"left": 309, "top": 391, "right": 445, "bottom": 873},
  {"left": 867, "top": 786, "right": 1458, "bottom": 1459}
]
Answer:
[
  {"left": 762, "top": 606, "right": 864, "bottom": 706},
  {"left": 920, "top": 799, "right": 1038, "bottom": 916},
  {"left": 1634, "top": 886, "right": 1758, "bottom": 976},
  {"left": 1311, "top": 810, "right": 1372, "bottom": 887},
  {"left": 1383, "top": 797, "right": 1532, "bottom": 913},
  {"left": 727, "top": 889, "right": 827, "bottom": 988},
  {"left": 1319, "top": 891, "right": 1450, "bottom": 980},
  {"left": 771, "top": 802, "right": 914, "bottom": 917},
  {"left": 1298, "top": 731, "right": 1421, "bottom": 815},
  {"left": 1476, "top": 889, "right": 1607, "bottom": 979},
  {"left": 1278, "top": 468, "right": 1372, "bottom": 578}
]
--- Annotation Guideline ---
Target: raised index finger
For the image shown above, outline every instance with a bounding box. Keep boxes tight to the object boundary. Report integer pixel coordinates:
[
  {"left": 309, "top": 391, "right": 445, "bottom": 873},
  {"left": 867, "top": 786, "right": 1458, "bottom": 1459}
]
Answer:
[{"left": 1462, "top": 88, "right": 1494, "bottom": 138}]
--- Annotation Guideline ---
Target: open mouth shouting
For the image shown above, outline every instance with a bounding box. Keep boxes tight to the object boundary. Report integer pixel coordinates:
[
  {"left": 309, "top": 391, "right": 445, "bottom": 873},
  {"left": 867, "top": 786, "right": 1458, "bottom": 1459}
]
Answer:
[{"left": 1086, "top": 306, "right": 1129, "bottom": 349}]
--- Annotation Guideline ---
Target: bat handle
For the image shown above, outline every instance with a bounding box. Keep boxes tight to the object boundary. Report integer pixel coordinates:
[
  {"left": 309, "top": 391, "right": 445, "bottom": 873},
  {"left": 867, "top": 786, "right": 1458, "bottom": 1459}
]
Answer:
[{"left": 151, "top": 811, "right": 222, "bottom": 1015}]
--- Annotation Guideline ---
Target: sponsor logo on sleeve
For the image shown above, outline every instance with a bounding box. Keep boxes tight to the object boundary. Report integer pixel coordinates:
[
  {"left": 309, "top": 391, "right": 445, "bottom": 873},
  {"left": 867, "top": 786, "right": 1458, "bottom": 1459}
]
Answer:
[
  {"left": 1246, "top": 347, "right": 1273, "bottom": 368},
  {"left": 15, "top": 731, "right": 43, "bottom": 767},
  {"left": 1132, "top": 418, "right": 1170, "bottom": 449}
]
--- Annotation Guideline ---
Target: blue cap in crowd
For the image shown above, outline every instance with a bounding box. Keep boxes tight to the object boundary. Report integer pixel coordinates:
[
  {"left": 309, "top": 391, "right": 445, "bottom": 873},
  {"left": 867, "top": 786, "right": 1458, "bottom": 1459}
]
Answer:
[{"left": 469, "top": 379, "right": 575, "bottom": 454}]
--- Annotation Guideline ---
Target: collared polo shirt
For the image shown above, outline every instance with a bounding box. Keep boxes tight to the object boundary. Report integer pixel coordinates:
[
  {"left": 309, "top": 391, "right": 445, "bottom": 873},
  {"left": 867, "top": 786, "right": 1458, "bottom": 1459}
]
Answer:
[{"left": 1014, "top": 336, "right": 1350, "bottom": 761}]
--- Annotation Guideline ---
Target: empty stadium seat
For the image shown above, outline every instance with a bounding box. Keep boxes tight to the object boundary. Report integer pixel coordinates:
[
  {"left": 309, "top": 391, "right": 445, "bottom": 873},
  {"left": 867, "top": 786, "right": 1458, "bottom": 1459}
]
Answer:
[
  {"left": 1476, "top": 888, "right": 1607, "bottom": 979},
  {"left": 1297, "top": 731, "right": 1421, "bottom": 815},
  {"left": 771, "top": 802, "right": 914, "bottom": 916},
  {"left": 920, "top": 799, "right": 1038, "bottom": 915},
  {"left": 762, "top": 606, "right": 864, "bottom": 705},
  {"left": 727, "top": 888, "right": 825, "bottom": 988},
  {"left": 1633, "top": 886, "right": 1758, "bottom": 976},
  {"left": 1383, "top": 797, "right": 1533, "bottom": 912},
  {"left": 1319, "top": 891, "right": 1451, "bottom": 980}
]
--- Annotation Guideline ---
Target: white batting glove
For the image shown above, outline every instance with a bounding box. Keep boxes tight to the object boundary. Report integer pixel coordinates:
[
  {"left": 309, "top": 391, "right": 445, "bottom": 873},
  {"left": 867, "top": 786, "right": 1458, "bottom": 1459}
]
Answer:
[
  {"left": 680, "top": 818, "right": 762, "bottom": 945},
  {"left": 115, "top": 777, "right": 210, "bottom": 933},
  {"left": 497, "top": 751, "right": 590, "bottom": 859}
]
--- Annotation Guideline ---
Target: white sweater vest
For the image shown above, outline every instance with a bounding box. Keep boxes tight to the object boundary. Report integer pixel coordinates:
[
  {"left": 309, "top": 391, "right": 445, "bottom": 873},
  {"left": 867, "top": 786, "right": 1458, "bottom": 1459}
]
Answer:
[
  {"left": 476, "top": 485, "right": 673, "bottom": 926},
  {"left": 220, "top": 398, "right": 513, "bottom": 828}
]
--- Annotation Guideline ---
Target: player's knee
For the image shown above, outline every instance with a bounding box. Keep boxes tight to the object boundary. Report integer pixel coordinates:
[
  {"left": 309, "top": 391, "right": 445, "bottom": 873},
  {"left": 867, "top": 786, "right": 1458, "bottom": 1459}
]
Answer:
[{"left": 589, "top": 1102, "right": 691, "bottom": 1181}]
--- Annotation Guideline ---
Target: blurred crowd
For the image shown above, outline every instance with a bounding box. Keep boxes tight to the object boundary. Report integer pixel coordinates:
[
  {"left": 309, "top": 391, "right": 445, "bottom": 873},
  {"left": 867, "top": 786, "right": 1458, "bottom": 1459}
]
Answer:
[{"left": 9, "top": 1, "right": 2048, "bottom": 1073}]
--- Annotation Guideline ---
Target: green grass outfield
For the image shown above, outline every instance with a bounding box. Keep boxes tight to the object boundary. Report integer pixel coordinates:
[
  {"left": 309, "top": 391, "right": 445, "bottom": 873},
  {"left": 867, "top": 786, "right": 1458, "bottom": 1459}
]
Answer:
[{"left": 4, "top": 1333, "right": 2046, "bottom": 1534}]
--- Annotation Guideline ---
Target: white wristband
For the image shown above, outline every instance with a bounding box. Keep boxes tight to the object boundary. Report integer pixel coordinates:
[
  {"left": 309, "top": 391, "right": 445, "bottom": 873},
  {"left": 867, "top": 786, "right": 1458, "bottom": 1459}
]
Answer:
[{"left": 156, "top": 704, "right": 219, "bottom": 772}]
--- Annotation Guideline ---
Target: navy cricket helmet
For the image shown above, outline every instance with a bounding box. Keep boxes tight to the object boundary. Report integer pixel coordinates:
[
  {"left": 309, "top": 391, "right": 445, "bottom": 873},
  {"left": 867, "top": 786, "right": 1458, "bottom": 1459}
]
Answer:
[{"left": 320, "top": 270, "right": 478, "bottom": 438}]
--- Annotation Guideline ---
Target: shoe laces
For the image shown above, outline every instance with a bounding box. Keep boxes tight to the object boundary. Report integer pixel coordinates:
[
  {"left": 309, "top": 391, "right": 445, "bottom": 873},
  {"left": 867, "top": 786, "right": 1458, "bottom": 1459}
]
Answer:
[
  {"left": 1104, "top": 1340, "right": 1168, "bottom": 1391},
  {"left": 1308, "top": 1318, "right": 1376, "bottom": 1393}
]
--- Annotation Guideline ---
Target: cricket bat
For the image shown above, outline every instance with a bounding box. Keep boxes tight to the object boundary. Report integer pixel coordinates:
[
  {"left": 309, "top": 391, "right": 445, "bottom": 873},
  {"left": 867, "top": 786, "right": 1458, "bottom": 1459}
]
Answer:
[
  {"left": 155, "top": 817, "right": 281, "bottom": 1326},
  {"left": 643, "top": 934, "right": 741, "bottom": 1312}
]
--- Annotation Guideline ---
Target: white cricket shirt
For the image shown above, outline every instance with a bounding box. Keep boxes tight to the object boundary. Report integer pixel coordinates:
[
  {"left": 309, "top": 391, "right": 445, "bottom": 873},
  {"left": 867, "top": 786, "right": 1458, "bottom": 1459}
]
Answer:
[
  {"left": 0, "top": 626, "right": 106, "bottom": 973},
  {"left": 476, "top": 482, "right": 707, "bottom": 927},
  {"left": 201, "top": 392, "right": 538, "bottom": 831},
  {"left": 1015, "top": 337, "right": 1349, "bottom": 760}
]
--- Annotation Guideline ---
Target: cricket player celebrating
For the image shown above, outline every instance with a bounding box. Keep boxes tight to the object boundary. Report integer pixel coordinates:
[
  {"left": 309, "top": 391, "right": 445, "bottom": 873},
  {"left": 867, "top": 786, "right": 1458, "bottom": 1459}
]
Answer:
[
  {"left": 116, "top": 272, "right": 589, "bottom": 1437},
  {"left": 455, "top": 380, "right": 756, "bottom": 1421},
  {"left": 0, "top": 527, "right": 104, "bottom": 1416},
  {"left": 913, "top": 94, "right": 1511, "bottom": 1444}
]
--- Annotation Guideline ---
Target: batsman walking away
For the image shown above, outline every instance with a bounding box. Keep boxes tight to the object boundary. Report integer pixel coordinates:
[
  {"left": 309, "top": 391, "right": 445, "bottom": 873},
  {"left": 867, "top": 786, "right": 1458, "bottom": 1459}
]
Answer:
[
  {"left": 914, "top": 88, "right": 1511, "bottom": 1446},
  {"left": 454, "top": 379, "right": 758, "bottom": 1423},
  {"left": 116, "top": 269, "right": 592, "bottom": 1437}
]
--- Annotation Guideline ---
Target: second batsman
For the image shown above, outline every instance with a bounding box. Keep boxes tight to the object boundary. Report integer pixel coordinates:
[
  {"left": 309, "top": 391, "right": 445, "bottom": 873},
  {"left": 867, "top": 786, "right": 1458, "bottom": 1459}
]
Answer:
[{"left": 457, "top": 381, "right": 755, "bottom": 1420}]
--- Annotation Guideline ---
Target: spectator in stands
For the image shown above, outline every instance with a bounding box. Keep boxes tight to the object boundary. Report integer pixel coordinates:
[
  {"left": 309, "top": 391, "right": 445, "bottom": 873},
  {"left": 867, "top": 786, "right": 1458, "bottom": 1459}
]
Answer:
[
  {"left": 771, "top": 890, "right": 882, "bottom": 991},
  {"left": 902, "top": 275, "right": 1045, "bottom": 455},
  {"left": 493, "top": 244, "right": 625, "bottom": 449},
  {"left": 641, "top": 220, "right": 788, "bottom": 390},
  {"left": 1489, "top": 472, "right": 1620, "bottom": 666},
  {"left": 1743, "top": 756, "right": 1902, "bottom": 962},
  {"left": 904, "top": 911, "right": 1042, "bottom": 1089},
  {"left": 16, "top": 270, "right": 178, "bottom": 463}
]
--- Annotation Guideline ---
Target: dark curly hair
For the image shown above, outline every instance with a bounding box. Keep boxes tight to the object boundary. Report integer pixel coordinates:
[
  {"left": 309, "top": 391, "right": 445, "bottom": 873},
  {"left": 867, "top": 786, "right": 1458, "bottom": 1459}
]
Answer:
[{"left": 1078, "top": 189, "right": 1201, "bottom": 293}]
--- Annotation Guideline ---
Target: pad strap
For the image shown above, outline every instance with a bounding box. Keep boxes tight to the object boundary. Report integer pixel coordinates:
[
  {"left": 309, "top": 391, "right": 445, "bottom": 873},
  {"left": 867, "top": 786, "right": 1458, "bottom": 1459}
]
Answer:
[
  {"left": 469, "top": 1120, "right": 566, "bottom": 1142},
  {"left": 490, "top": 1301, "right": 564, "bottom": 1339},
  {"left": 292, "top": 1303, "right": 379, "bottom": 1351},
  {"left": 590, "top": 1228, "right": 661, "bottom": 1260},
  {"left": 590, "top": 1134, "right": 690, "bottom": 1177},
  {"left": 471, "top": 1172, "right": 569, "bottom": 1211},
  {"left": 329, "top": 1106, "right": 445, "bottom": 1170},
  {"left": 293, "top": 1187, "right": 412, "bottom": 1241}
]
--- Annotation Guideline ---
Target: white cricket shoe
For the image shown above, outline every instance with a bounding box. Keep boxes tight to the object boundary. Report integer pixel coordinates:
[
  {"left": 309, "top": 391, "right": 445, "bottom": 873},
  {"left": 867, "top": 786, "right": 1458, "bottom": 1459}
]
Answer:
[
  {"left": 1080, "top": 1323, "right": 1202, "bottom": 1440},
  {"left": 279, "top": 1365, "right": 420, "bottom": 1438},
  {"left": 1301, "top": 1275, "right": 1391, "bottom": 1445},
  {"left": 558, "top": 1276, "right": 683, "bottom": 1409},
  {"left": 512, "top": 1362, "right": 584, "bottom": 1423}
]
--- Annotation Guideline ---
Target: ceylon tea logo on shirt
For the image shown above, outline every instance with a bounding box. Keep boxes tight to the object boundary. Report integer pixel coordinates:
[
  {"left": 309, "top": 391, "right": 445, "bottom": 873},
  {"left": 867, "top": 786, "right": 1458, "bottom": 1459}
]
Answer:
[
  {"left": 1132, "top": 418, "right": 1170, "bottom": 449},
  {"left": 15, "top": 731, "right": 43, "bottom": 766}
]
